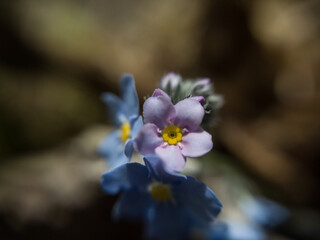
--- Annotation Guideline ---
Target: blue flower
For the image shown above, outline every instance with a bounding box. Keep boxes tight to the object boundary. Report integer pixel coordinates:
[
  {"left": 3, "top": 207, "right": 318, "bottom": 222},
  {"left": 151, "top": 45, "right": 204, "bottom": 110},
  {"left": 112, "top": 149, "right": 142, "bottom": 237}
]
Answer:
[
  {"left": 98, "top": 74, "right": 143, "bottom": 169},
  {"left": 206, "top": 197, "right": 289, "bottom": 240},
  {"left": 207, "top": 220, "right": 266, "bottom": 240},
  {"left": 101, "top": 155, "right": 223, "bottom": 240},
  {"left": 240, "top": 196, "right": 289, "bottom": 229}
]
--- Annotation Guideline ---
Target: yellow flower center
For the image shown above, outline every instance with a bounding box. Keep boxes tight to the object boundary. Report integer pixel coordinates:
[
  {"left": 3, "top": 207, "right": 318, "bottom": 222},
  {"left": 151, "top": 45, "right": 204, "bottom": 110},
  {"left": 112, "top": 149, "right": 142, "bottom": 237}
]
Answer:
[
  {"left": 149, "top": 182, "right": 172, "bottom": 202},
  {"left": 162, "top": 125, "right": 182, "bottom": 145},
  {"left": 120, "top": 122, "right": 131, "bottom": 142}
]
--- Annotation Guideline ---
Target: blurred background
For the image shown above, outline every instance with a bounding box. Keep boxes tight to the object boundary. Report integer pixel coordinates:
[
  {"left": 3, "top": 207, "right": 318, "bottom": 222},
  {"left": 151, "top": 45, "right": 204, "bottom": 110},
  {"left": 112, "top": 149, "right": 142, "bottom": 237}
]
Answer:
[{"left": 0, "top": 0, "right": 319, "bottom": 239}]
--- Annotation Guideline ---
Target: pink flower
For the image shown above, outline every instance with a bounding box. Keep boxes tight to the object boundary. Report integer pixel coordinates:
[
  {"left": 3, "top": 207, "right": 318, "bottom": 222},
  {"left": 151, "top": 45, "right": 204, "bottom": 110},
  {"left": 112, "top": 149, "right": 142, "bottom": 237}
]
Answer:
[{"left": 133, "top": 89, "right": 213, "bottom": 172}]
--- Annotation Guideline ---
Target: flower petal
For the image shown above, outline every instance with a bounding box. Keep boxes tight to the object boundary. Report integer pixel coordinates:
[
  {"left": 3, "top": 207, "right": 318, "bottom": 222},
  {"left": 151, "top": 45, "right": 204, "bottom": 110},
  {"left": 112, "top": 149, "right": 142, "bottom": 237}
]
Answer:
[
  {"left": 160, "top": 72, "right": 181, "bottom": 90},
  {"left": 112, "top": 189, "right": 153, "bottom": 221},
  {"left": 101, "top": 162, "right": 149, "bottom": 194},
  {"left": 108, "top": 150, "right": 130, "bottom": 169},
  {"left": 130, "top": 115, "right": 143, "bottom": 139},
  {"left": 98, "top": 129, "right": 129, "bottom": 169},
  {"left": 133, "top": 123, "right": 163, "bottom": 155},
  {"left": 155, "top": 145, "right": 186, "bottom": 172},
  {"left": 173, "top": 98, "right": 205, "bottom": 131},
  {"left": 124, "top": 139, "right": 134, "bottom": 159},
  {"left": 192, "top": 78, "right": 211, "bottom": 92},
  {"left": 124, "top": 116, "right": 143, "bottom": 159},
  {"left": 143, "top": 155, "right": 186, "bottom": 183},
  {"left": 176, "top": 176, "right": 223, "bottom": 222},
  {"left": 120, "top": 74, "right": 139, "bottom": 118},
  {"left": 181, "top": 129, "right": 213, "bottom": 157},
  {"left": 151, "top": 88, "right": 171, "bottom": 100},
  {"left": 101, "top": 92, "right": 127, "bottom": 126},
  {"left": 97, "top": 129, "right": 121, "bottom": 157},
  {"left": 189, "top": 96, "right": 205, "bottom": 105},
  {"left": 143, "top": 89, "right": 176, "bottom": 129},
  {"left": 146, "top": 203, "right": 191, "bottom": 240}
]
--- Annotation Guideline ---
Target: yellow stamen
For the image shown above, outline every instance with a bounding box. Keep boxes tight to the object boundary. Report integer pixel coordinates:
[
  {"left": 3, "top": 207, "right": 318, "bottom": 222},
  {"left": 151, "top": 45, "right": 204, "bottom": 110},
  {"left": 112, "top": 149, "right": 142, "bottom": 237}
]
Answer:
[
  {"left": 149, "top": 182, "right": 172, "bottom": 202},
  {"left": 120, "top": 122, "right": 131, "bottom": 142},
  {"left": 162, "top": 125, "right": 182, "bottom": 145}
]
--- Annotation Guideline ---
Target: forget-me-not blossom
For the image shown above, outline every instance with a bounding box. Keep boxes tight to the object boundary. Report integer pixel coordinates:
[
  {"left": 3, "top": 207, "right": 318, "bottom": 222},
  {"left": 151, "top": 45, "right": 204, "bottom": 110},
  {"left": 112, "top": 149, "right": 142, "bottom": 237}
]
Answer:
[
  {"left": 133, "top": 88, "right": 213, "bottom": 172},
  {"left": 98, "top": 75, "right": 142, "bottom": 169},
  {"left": 101, "top": 155, "right": 222, "bottom": 240}
]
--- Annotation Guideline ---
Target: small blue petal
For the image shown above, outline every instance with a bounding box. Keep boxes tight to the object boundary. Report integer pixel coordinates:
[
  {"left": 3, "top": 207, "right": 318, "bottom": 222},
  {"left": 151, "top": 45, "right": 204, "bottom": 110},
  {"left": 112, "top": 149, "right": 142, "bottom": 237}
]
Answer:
[
  {"left": 124, "top": 139, "right": 134, "bottom": 159},
  {"left": 107, "top": 150, "right": 129, "bottom": 169},
  {"left": 101, "top": 92, "right": 128, "bottom": 126},
  {"left": 130, "top": 115, "right": 143, "bottom": 139},
  {"left": 143, "top": 155, "right": 187, "bottom": 183},
  {"left": 101, "top": 162, "right": 150, "bottom": 195},
  {"left": 176, "top": 176, "right": 223, "bottom": 222},
  {"left": 112, "top": 189, "right": 153, "bottom": 221},
  {"left": 97, "top": 129, "right": 121, "bottom": 157},
  {"left": 97, "top": 129, "right": 129, "bottom": 169},
  {"left": 120, "top": 74, "right": 139, "bottom": 118}
]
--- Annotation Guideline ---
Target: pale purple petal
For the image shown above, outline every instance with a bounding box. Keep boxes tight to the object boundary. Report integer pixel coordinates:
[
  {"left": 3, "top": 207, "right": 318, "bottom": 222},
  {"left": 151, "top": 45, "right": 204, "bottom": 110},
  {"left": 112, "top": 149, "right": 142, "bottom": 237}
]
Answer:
[
  {"left": 160, "top": 72, "right": 181, "bottom": 89},
  {"left": 180, "top": 129, "right": 213, "bottom": 157},
  {"left": 155, "top": 145, "right": 186, "bottom": 172},
  {"left": 173, "top": 98, "right": 205, "bottom": 131},
  {"left": 197, "top": 78, "right": 210, "bottom": 85},
  {"left": 133, "top": 123, "right": 163, "bottom": 155},
  {"left": 194, "top": 78, "right": 210, "bottom": 89},
  {"left": 189, "top": 96, "right": 205, "bottom": 105},
  {"left": 151, "top": 88, "right": 171, "bottom": 100},
  {"left": 143, "top": 89, "right": 176, "bottom": 129}
]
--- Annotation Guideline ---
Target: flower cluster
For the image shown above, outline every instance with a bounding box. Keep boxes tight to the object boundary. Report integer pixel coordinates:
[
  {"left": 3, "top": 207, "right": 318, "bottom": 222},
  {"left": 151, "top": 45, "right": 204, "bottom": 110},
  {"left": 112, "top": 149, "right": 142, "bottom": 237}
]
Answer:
[
  {"left": 99, "top": 73, "right": 223, "bottom": 239},
  {"left": 159, "top": 72, "right": 224, "bottom": 126}
]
